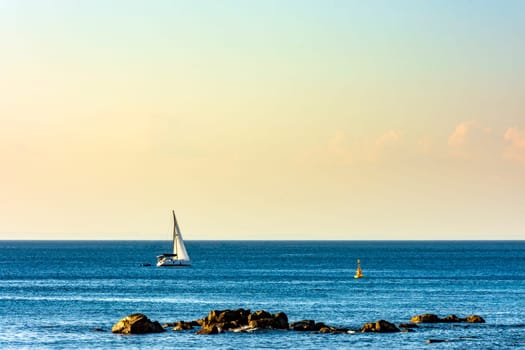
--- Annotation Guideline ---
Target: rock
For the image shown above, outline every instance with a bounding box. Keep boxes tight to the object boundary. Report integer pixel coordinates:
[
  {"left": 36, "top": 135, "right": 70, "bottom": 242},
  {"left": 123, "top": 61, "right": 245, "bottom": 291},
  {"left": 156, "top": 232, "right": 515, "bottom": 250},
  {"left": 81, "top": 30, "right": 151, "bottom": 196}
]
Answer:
[
  {"left": 199, "top": 309, "right": 250, "bottom": 332},
  {"left": 248, "top": 310, "right": 272, "bottom": 322},
  {"left": 272, "top": 312, "right": 289, "bottom": 329},
  {"left": 203, "top": 309, "right": 251, "bottom": 326},
  {"left": 93, "top": 328, "right": 105, "bottom": 332},
  {"left": 291, "top": 320, "right": 316, "bottom": 331},
  {"left": 196, "top": 308, "right": 289, "bottom": 334},
  {"left": 246, "top": 311, "right": 288, "bottom": 330},
  {"left": 248, "top": 318, "right": 275, "bottom": 329},
  {"left": 441, "top": 314, "right": 463, "bottom": 323},
  {"left": 426, "top": 339, "right": 447, "bottom": 343},
  {"left": 314, "top": 322, "right": 328, "bottom": 331},
  {"left": 398, "top": 323, "right": 418, "bottom": 329},
  {"left": 196, "top": 325, "right": 221, "bottom": 335},
  {"left": 410, "top": 313, "right": 485, "bottom": 324},
  {"left": 410, "top": 314, "right": 440, "bottom": 323},
  {"left": 173, "top": 321, "right": 194, "bottom": 331},
  {"left": 465, "top": 315, "right": 485, "bottom": 323},
  {"left": 319, "top": 327, "right": 332, "bottom": 333},
  {"left": 360, "top": 320, "right": 400, "bottom": 333},
  {"left": 112, "top": 313, "right": 165, "bottom": 334}
]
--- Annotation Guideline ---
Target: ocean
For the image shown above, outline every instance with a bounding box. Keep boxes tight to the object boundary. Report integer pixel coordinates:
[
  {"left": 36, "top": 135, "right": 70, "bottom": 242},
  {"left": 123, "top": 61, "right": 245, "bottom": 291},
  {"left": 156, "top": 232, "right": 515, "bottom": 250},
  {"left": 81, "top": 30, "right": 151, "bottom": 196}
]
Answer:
[{"left": 1, "top": 241, "right": 524, "bottom": 349}]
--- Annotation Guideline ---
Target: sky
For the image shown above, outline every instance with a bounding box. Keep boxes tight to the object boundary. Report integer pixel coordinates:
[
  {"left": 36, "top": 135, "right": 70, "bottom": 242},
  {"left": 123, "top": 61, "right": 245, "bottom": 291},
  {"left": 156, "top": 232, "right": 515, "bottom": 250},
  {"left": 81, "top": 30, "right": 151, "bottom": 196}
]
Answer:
[{"left": 1, "top": 0, "right": 524, "bottom": 240}]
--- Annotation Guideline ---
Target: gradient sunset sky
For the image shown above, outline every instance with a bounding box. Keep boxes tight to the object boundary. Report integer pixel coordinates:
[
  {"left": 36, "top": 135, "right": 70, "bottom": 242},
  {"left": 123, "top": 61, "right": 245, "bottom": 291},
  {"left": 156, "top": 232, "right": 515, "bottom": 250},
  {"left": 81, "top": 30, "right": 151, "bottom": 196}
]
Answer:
[{"left": 1, "top": 0, "right": 524, "bottom": 240}]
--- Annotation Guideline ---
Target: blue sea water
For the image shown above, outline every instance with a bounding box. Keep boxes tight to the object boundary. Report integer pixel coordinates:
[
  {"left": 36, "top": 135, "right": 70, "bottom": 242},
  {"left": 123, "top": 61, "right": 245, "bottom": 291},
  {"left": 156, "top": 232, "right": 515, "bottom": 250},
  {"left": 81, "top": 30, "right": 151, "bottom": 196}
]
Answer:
[{"left": 0, "top": 240, "right": 524, "bottom": 349}]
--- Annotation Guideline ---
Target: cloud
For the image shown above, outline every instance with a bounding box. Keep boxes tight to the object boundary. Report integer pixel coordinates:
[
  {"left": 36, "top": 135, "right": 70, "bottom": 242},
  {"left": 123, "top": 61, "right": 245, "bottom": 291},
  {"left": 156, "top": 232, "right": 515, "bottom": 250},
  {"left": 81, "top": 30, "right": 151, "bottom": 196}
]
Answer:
[
  {"left": 448, "top": 121, "right": 492, "bottom": 158},
  {"left": 503, "top": 127, "right": 525, "bottom": 164}
]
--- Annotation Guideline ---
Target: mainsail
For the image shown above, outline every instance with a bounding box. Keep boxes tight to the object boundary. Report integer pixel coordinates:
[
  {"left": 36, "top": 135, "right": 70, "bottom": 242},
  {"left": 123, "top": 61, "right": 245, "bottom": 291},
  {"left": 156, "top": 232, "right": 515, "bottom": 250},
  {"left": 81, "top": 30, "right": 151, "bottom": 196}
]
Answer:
[{"left": 172, "top": 210, "right": 191, "bottom": 262}]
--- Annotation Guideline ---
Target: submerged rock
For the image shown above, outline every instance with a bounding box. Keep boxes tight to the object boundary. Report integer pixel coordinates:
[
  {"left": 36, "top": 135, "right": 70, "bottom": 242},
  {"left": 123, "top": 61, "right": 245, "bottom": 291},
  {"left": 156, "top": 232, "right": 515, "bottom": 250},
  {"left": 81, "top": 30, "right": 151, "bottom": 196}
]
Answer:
[
  {"left": 360, "top": 320, "right": 400, "bottom": 333},
  {"left": 112, "top": 313, "right": 165, "bottom": 334}
]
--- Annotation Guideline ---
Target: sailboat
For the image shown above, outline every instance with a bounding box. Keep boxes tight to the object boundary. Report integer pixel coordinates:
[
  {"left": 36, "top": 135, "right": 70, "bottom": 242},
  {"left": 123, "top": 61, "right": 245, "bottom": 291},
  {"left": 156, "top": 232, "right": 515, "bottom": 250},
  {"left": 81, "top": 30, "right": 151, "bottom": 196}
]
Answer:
[
  {"left": 354, "top": 258, "right": 364, "bottom": 279},
  {"left": 156, "top": 210, "right": 191, "bottom": 267}
]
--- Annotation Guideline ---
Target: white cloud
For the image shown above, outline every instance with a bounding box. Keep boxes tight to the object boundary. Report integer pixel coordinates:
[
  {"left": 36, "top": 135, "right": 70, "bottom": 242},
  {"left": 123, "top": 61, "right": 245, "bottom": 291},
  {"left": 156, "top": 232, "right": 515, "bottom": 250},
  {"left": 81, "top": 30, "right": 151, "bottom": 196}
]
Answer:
[
  {"left": 503, "top": 127, "right": 525, "bottom": 164},
  {"left": 447, "top": 121, "right": 492, "bottom": 158}
]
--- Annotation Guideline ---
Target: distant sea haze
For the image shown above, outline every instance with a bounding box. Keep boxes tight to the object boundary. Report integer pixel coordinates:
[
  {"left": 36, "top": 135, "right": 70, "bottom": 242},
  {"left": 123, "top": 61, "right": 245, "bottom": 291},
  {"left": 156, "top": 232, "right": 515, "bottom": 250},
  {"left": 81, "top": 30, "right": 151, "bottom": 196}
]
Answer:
[{"left": 0, "top": 240, "right": 524, "bottom": 349}]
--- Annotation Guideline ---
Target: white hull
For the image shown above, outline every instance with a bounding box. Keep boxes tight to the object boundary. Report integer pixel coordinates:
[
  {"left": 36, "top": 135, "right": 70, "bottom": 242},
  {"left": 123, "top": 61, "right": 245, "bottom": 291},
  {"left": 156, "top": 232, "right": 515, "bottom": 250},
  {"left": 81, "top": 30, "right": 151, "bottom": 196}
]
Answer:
[{"left": 156, "top": 254, "right": 191, "bottom": 267}]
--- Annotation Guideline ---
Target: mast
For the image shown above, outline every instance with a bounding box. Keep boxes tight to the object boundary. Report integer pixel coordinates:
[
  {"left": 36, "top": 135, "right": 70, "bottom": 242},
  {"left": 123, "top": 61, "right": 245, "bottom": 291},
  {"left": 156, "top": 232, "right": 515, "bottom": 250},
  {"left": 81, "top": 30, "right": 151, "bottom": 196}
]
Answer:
[{"left": 172, "top": 210, "right": 178, "bottom": 256}]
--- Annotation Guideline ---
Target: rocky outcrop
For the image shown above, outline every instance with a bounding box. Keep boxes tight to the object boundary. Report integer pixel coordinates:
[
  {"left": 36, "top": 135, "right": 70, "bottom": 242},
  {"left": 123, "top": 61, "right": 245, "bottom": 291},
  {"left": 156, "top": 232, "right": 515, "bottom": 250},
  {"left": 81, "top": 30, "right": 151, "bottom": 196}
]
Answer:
[
  {"left": 112, "top": 314, "right": 165, "bottom": 334},
  {"left": 465, "top": 315, "right": 485, "bottom": 323},
  {"left": 398, "top": 323, "right": 418, "bottom": 329},
  {"left": 196, "top": 309, "right": 289, "bottom": 334},
  {"left": 360, "top": 320, "right": 400, "bottom": 333},
  {"left": 173, "top": 321, "right": 194, "bottom": 331},
  {"left": 247, "top": 310, "right": 289, "bottom": 330},
  {"left": 290, "top": 320, "right": 316, "bottom": 331},
  {"left": 410, "top": 313, "right": 485, "bottom": 324},
  {"left": 111, "top": 309, "right": 486, "bottom": 337},
  {"left": 410, "top": 314, "right": 440, "bottom": 323},
  {"left": 441, "top": 314, "right": 462, "bottom": 323},
  {"left": 426, "top": 339, "right": 447, "bottom": 343}
]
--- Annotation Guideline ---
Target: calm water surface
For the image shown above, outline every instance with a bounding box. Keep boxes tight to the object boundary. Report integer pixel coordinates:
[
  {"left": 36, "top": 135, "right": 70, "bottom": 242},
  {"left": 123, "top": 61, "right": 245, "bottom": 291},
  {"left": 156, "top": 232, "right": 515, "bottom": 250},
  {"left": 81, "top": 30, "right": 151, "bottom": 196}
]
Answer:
[{"left": 1, "top": 241, "right": 524, "bottom": 349}]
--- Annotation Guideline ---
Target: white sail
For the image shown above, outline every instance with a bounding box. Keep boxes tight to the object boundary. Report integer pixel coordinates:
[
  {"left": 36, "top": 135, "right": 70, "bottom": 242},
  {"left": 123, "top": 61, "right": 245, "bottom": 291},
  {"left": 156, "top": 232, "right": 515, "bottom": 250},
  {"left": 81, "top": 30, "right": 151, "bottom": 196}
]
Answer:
[
  {"left": 173, "top": 210, "right": 191, "bottom": 262},
  {"left": 156, "top": 210, "right": 191, "bottom": 267}
]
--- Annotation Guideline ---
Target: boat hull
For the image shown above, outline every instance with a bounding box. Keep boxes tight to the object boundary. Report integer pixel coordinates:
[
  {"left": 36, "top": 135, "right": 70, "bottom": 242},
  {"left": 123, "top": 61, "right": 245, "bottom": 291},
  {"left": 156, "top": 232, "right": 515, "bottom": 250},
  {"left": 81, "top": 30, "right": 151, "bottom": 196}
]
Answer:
[
  {"left": 156, "top": 254, "right": 191, "bottom": 267},
  {"left": 156, "top": 261, "right": 191, "bottom": 267}
]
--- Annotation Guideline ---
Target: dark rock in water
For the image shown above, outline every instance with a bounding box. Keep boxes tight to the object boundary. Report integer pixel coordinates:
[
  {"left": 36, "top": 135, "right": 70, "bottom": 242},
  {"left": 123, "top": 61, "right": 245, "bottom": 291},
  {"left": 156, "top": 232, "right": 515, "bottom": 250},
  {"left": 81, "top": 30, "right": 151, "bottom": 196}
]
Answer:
[
  {"left": 202, "top": 309, "right": 251, "bottom": 329},
  {"left": 248, "top": 310, "right": 272, "bottom": 322},
  {"left": 465, "top": 315, "right": 485, "bottom": 323},
  {"left": 442, "top": 314, "right": 463, "bottom": 323},
  {"left": 272, "top": 312, "right": 289, "bottom": 329},
  {"left": 196, "top": 308, "right": 289, "bottom": 334},
  {"left": 410, "top": 313, "right": 485, "bottom": 324},
  {"left": 244, "top": 310, "right": 289, "bottom": 330},
  {"left": 319, "top": 327, "right": 332, "bottom": 333},
  {"left": 401, "top": 328, "right": 415, "bottom": 332},
  {"left": 291, "top": 320, "right": 316, "bottom": 331},
  {"left": 360, "top": 320, "right": 400, "bottom": 333},
  {"left": 426, "top": 339, "right": 447, "bottom": 343},
  {"left": 196, "top": 325, "right": 221, "bottom": 335},
  {"left": 112, "top": 313, "right": 165, "bottom": 334},
  {"left": 93, "top": 328, "right": 105, "bottom": 332},
  {"left": 173, "top": 321, "right": 194, "bottom": 331},
  {"left": 248, "top": 318, "right": 275, "bottom": 329},
  {"left": 314, "top": 322, "right": 328, "bottom": 331},
  {"left": 317, "top": 324, "right": 349, "bottom": 334},
  {"left": 398, "top": 323, "right": 418, "bottom": 329},
  {"left": 410, "top": 314, "right": 440, "bottom": 323}
]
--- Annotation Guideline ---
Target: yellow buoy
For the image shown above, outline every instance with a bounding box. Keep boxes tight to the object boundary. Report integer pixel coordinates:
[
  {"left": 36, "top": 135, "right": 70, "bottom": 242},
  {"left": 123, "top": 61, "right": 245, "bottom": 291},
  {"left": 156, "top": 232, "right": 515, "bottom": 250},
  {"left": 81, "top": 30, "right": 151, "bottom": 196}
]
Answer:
[{"left": 354, "top": 258, "right": 364, "bottom": 279}]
